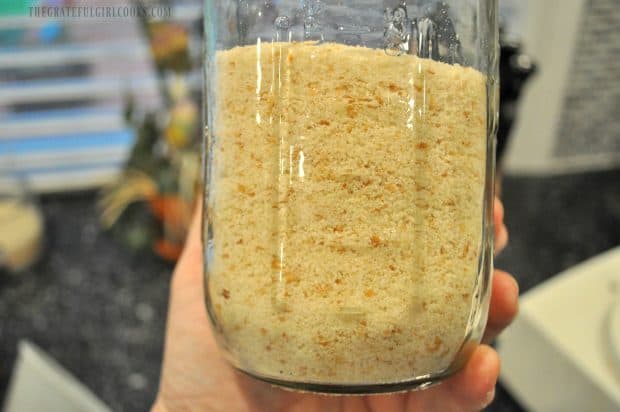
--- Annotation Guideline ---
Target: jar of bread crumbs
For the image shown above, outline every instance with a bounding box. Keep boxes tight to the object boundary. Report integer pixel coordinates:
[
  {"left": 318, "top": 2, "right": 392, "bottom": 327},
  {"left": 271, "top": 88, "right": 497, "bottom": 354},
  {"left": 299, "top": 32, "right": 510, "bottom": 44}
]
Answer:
[{"left": 203, "top": 0, "right": 498, "bottom": 394}]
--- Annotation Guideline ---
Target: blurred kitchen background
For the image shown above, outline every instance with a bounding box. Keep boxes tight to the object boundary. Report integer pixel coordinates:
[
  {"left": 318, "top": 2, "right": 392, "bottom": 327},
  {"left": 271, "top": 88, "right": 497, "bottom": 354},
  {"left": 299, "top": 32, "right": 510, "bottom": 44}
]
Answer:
[{"left": 0, "top": 0, "right": 619, "bottom": 411}]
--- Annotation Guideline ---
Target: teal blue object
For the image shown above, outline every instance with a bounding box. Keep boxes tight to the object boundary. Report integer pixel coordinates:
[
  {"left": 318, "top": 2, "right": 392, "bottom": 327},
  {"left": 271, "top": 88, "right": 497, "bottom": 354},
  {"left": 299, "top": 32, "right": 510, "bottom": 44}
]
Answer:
[
  {"left": 0, "top": 0, "right": 36, "bottom": 16},
  {"left": 39, "top": 23, "right": 62, "bottom": 43},
  {"left": 0, "top": 1, "right": 40, "bottom": 46},
  {"left": 0, "top": 28, "right": 24, "bottom": 47}
]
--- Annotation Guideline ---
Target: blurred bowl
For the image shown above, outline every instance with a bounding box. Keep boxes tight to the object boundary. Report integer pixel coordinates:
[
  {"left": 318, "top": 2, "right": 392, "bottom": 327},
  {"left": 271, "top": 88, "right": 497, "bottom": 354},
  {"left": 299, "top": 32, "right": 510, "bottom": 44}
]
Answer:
[{"left": 0, "top": 174, "right": 44, "bottom": 274}]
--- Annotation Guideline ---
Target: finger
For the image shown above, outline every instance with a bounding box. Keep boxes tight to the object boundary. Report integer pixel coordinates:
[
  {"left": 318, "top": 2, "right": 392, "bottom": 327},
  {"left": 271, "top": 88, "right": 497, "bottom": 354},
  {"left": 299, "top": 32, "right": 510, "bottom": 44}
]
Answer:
[
  {"left": 494, "top": 198, "right": 508, "bottom": 254},
  {"left": 495, "top": 223, "right": 508, "bottom": 255},
  {"left": 443, "top": 345, "right": 499, "bottom": 411},
  {"left": 173, "top": 199, "right": 204, "bottom": 286},
  {"left": 483, "top": 270, "right": 519, "bottom": 344},
  {"left": 362, "top": 391, "right": 406, "bottom": 412},
  {"left": 185, "top": 198, "right": 203, "bottom": 252},
  {"left": 406, "top": 345, "right": 499, "bottom": 412},
  {"left": 493, "top": 197, "right": 504, "bottom": 227}
]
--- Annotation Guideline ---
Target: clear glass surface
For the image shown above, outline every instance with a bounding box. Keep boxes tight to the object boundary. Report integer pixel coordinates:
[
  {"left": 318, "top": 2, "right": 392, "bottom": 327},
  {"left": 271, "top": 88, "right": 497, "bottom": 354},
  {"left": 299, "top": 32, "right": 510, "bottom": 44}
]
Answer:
[{"left": 203, "top": 0, "right": 498, "bottom": 393}]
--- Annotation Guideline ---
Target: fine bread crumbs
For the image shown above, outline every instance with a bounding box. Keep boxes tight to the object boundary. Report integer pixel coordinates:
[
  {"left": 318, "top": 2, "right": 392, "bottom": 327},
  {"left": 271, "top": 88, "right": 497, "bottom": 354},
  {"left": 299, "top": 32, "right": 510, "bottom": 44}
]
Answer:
[{"left": 207, "top": 42, "right": 487, "bottom": 384}]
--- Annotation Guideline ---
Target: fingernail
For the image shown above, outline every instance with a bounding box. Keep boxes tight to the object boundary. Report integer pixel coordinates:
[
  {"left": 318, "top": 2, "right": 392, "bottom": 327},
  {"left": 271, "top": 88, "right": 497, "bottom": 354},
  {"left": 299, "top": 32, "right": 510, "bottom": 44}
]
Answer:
[
  {"left": 508, "top": 275, "right": 520, "bottom": 313},
  {"left": 482, "top": 387, "right": 496, "bottom": 407},
  {"left": 511, "top": 276, "right": 519, "bottom": 293},
  {"left": 494, "top": 198, "right": 504, "bottom": 221},
  {"left": 494, "top": 226, "right": 508, "bottom": 255}
]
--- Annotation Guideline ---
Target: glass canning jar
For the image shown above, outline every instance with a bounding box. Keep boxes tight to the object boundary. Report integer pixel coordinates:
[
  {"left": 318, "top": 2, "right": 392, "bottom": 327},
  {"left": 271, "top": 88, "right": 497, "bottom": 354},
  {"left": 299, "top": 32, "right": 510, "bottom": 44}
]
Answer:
[{"left": 203, "top": 0, "right": 498, "bottom": 394}]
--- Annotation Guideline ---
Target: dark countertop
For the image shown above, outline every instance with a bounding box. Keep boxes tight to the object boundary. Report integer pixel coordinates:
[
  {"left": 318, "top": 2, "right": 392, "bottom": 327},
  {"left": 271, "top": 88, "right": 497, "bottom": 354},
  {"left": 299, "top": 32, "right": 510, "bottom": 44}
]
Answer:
[
  {"left": 1, "top": 169, "right": 620, "bottom": 411},
  {"left": 0, "top": 194, "right": 171, "bottom": 411}
]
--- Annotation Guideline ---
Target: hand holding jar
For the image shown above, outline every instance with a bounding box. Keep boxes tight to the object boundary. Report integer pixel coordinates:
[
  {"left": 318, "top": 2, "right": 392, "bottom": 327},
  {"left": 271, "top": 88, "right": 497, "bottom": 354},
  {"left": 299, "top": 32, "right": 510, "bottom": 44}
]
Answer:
[{"left": 154, "top": 0, "right": 518, "bottom": 409}]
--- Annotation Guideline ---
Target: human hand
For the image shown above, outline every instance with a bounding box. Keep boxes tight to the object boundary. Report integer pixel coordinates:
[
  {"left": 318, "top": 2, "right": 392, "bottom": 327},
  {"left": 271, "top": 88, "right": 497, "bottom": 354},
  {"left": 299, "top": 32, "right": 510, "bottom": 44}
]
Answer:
[{"left": 152, "top": 197, "right": 517, "bottom": 412}]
